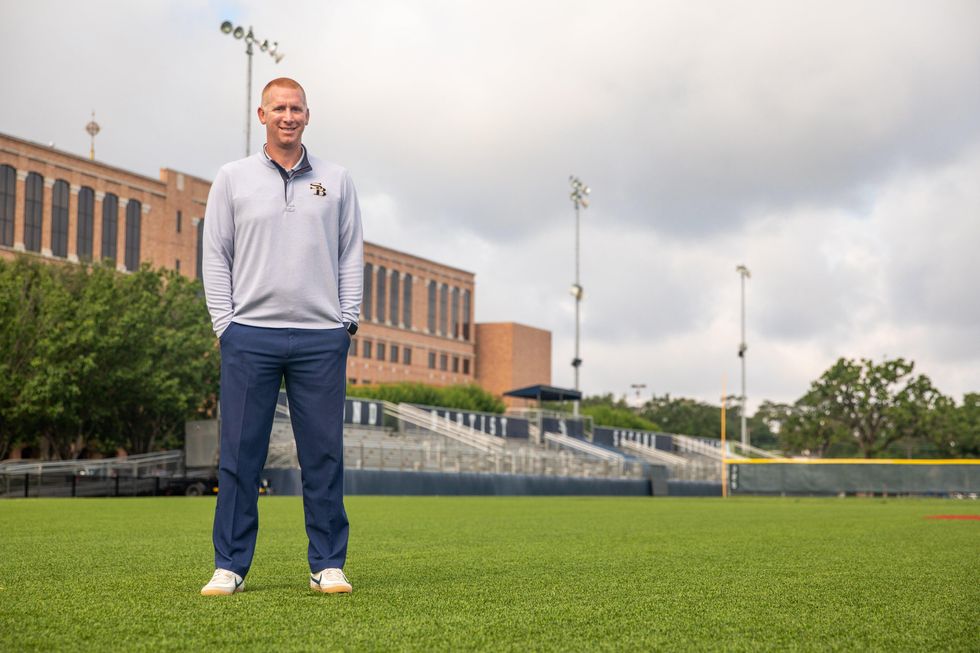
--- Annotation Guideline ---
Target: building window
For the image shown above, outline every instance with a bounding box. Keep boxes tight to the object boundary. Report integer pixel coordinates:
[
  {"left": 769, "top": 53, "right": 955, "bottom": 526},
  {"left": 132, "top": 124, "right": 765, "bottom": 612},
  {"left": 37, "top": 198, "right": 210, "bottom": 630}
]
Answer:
[
  {"left": 363, "top": 263, "right": 373, "bottom": 321},
  {"left": 196, "top": 218, "right": 204, "bottom": 279},
  {"left": 176, "top": 210, "right": 182, "bottom": 233},
  {"left": 451, "top": 287, "right": 460, "bottom": 338},
  {"left": 390, "top": 270, "right": 400, "bottom": 327},
  {"left": 439, "top": 284, "right": 448, "bottom": 336},
  {"left": 77, "top": 187, "right": 94, "bottom": 261},
  {"left": 102, "top": 193, "right": 118, "bottom": 261},
  {"left": 403, "top": 347, "right": 412, "bottom": 365},
  {"left": 124, "top": 200, "right": 141, "bottom": 271},
  {"left": 363, "top": 341, "right": 373, "bottom": 359},
  {"left": 427, "top": 281, "right": 436, "bottom": 333},
  {"left": 376, "top": 266, "right": 387, "bottom": 323},
  {"left": 24, "top": 172, "right": 44, "bottom": 252},
  {"left": 428, "top": 351, "right": 436, "bottom": 369},
  {"left": 175, "top": 259, "right": 181, "bottom": 273},
  {"left": 376, "top": 343, "right": 386, "bottom": 361},
  {"left": 390, "top": 344, "right": 399, "bottom": 362},
  {"left": 0, "top": 164, "right": 15, "bottom": 247},
  {"left": 439, "top": 353, "right": 448, "bottom": 371},
  {"left": 403, "top": 273, "right": 413, "bottom": 328},
  {"left": 348, "top": 378, "right": 357, "bottom": 385},
  {"left": 350, "top": 339, "right": 358, "bottom": 357},
  {"left": 452, "top": 356, "right": 460, "bottom": 373},
  {"left": 463, "top": 289, "right": 472, "bottom": 341},
  {"left": 51, "top": 180, "right": 70, "bottom": 257},
  {"left": 463, "top": 358, "right": 470, "bottom": 375}
]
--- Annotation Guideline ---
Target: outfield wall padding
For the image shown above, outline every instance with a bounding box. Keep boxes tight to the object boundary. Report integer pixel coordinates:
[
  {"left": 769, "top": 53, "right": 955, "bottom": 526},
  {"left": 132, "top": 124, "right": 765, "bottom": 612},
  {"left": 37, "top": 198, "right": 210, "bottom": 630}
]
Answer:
[
  {"left": 264, "top": 468, "right": 660, "bottom": 497},
  {"left": 728, "top": 461, "right": 979, "bottom": 495}
]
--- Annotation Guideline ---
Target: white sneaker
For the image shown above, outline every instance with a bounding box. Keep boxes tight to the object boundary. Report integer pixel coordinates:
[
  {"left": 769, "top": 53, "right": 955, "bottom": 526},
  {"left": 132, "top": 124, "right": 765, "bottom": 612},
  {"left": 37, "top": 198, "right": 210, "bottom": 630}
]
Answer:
[
  {"left": 200, "top": 569, "right": 244, "bottom": 596},
  {"left": 310, "top": 568, "right": 352, "bottom": 594}
]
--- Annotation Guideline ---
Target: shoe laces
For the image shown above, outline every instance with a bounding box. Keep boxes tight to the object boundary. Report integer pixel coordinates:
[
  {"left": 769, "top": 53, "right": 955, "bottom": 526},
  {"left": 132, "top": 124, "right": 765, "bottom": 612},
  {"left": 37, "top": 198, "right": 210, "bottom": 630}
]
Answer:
[
  {"left": 319, "top": 568, "right": 349, "bottom": 583},
  {"left": 210, "top": 569, "right": 239, "bottom": 584}
]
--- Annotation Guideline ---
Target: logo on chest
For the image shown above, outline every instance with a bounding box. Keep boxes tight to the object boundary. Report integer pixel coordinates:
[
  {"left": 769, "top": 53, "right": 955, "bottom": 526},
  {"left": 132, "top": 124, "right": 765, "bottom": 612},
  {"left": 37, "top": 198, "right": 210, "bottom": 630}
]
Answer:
[{"left": 310, "top": 182, "right": 327, "bottom": 197}]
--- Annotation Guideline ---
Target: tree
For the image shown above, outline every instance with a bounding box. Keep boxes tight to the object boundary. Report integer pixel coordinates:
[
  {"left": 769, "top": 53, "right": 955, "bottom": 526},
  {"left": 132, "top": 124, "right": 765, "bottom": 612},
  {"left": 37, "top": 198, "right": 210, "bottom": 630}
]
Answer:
[
  {"left": 347, "top": 382, "right": 505, "bottom": 413},
  {"left": 0, "top": 258, "right": 219, "bottom": 459},
  {"left": 794, "top": 357, "right": 951, "bottom": 458},
  {"left": 638, "top": 394, "right": 721, "bottom": 438},
  {"left": 933, "top": 393, "right": 980, "bottom": 458}
]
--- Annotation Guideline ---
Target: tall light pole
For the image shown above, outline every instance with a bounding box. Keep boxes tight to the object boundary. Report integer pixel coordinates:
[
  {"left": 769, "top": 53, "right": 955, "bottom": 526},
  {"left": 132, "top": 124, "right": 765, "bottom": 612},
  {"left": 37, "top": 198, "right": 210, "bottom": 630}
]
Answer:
[
  {"left": 569, "top": 176, "right": 590, "bottom": 415},
  {"left": 736, "top": 264, "right": 751, "bottom": 449},
  {"left": 220, "top": 21, "right": 285, "bottom": 158},
  {"left": 630, "top": 383, "right": 647, "bottom": 408}
]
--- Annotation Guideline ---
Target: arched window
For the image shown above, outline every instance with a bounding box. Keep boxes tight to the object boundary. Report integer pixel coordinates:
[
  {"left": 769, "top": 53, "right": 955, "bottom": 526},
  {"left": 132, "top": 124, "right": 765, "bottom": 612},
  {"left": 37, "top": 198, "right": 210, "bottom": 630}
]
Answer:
[
  {"left": 24, "top": 172, "right": 43, "bottom": 252},
  {"left": 389, "top": 270, "right": 400, "bottom": 327},
  {"left": 451, "top": 287, "right": 460, "bottom": 338},
  {"left": 427, "top": 281, "right": 436, "bottom": 333},
  {"left": 402, "top": 273, "right": 413, "bottom": 328},
  {"left": 0, "top": 164, "right": 15, "bottom": 247},
  {"left": 51, "top": 180, "right": 70, "bottom": 257},
  {"left": 462, "top": 289, "right": 472, "bottom": 340},
  {"left": 439, "top": 284, "right": 448, "bottom": 336},
  {"left": 124, "top": 199, "right": 141, "bottom": 271},
  {"left": 101, "top": 193, "right": 118, "bottom": 262},
  {"left": 196, "top": 219, "right": 204, "bottom": 279},
  {"left": 376, "top": 266, "right": 387, "bottom": 323},
  {"left": 363, "top": 263, "right": 373, "bottom": 321},
  {"left": 76, "top": 187, "right": 94, "bottom": 261}
]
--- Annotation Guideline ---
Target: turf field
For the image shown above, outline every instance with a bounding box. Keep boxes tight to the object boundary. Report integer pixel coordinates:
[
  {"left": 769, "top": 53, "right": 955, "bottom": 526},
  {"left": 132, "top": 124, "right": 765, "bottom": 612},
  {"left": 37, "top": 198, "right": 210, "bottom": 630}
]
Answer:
[{"left": 1, "top": 497, "right": 977, "bottom": 651}]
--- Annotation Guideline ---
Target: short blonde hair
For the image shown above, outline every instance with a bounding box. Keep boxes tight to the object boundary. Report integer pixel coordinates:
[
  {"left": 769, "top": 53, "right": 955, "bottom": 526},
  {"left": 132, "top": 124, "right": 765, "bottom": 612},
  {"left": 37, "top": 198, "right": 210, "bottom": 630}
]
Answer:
[{"left": 261, "top": 78, "right": 307, "bottom": 106}]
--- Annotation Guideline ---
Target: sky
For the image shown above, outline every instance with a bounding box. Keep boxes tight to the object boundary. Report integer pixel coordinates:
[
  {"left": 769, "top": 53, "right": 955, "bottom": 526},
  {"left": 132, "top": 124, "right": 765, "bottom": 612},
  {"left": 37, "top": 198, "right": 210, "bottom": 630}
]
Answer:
[{"left": 2, "top": 0, "right": 979, "bottom": 411}]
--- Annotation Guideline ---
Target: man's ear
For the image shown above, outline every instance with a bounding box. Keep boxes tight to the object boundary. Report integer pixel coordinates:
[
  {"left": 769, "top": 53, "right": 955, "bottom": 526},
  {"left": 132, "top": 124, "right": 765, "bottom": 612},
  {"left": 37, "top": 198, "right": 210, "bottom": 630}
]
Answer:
[{"left": 257, "top": 106, "right": 267, "bottom": 125}]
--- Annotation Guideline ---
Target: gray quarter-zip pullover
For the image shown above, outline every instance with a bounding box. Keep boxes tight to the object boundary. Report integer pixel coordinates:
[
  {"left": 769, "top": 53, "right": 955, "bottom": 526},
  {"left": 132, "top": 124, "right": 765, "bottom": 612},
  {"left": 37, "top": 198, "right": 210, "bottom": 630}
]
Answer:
[{"left": 202, "top": 147, "right": 364, "bottom": 337}]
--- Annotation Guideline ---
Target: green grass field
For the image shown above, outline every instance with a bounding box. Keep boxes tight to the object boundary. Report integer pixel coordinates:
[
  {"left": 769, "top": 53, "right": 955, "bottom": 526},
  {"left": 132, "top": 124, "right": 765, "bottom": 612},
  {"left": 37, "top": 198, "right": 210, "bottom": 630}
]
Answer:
[{"left": 1, "top": 497, "right": 978, "bottom": 651}]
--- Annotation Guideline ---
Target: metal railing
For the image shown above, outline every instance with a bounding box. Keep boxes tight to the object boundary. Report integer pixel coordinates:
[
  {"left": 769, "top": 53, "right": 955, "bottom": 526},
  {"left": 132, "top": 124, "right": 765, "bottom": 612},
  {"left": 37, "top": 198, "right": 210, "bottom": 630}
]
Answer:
[{"left": 543, "top": 431, "right": 626, "bottom": 463}]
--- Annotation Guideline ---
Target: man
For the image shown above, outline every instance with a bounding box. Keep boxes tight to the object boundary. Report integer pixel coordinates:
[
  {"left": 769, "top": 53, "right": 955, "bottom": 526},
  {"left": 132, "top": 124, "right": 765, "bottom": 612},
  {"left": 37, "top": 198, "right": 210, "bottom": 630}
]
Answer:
[{"left": 199, "top": 77, "right": 363, "bottom": 596}]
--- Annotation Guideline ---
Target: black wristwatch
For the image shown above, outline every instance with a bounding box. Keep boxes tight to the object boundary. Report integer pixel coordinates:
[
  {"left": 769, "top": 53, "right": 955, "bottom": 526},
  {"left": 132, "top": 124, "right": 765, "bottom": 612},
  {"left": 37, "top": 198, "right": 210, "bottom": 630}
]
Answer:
[{"left": 345, "top": 322, "right": 358, "bottom": 336}]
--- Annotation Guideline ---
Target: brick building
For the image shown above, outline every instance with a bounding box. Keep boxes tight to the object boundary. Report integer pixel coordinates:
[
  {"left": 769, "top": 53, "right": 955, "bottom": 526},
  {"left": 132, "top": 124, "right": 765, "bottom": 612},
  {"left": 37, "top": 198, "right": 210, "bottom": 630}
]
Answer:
[
  {"left": 0, "top": 131, "right": 550, "bottom": 395},
  {"left": 475, "top": 323, "right": 552, "bottom": 407}
]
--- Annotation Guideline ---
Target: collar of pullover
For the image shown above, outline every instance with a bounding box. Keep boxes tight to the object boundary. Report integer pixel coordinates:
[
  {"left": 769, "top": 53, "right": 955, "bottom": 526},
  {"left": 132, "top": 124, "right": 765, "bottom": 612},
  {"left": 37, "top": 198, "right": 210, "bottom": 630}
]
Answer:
[{"left": 262, "top": 145, "right": 313, "bottom": 182}]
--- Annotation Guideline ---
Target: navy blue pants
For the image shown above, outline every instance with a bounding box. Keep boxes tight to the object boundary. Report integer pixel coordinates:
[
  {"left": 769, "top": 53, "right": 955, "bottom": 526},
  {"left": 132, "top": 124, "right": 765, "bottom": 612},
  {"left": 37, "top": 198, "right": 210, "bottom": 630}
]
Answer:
[{"left": 213, "top": 322, "right": 350, "bottom": 577}]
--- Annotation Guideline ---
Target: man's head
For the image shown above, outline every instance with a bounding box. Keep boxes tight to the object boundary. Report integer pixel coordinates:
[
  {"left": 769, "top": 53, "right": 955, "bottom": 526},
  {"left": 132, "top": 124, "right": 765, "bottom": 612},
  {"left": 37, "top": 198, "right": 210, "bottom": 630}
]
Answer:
[{"left": 258, "top": 78, "right": 309, "bottom": 151}]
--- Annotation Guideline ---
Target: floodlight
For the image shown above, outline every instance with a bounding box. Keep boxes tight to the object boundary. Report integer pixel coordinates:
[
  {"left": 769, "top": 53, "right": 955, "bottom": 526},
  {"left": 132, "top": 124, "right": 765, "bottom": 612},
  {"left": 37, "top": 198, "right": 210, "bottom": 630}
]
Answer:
[{"left": 219, "top": 19, "right": 286, "bottom": 157}]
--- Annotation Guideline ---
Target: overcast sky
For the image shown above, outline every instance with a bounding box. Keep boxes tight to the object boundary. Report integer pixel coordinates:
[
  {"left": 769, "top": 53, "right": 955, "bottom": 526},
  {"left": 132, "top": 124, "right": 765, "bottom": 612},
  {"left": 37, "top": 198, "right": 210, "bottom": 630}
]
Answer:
[{"left": 2, "top": 1, "right": 978, "bottom": 411}]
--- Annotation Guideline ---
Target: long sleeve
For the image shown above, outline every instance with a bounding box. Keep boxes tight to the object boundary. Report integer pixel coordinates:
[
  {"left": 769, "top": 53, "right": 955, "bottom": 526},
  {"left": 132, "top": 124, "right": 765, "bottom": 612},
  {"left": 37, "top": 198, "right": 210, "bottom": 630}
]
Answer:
[
  {"left": 337, "top": 170, "right": 364, "bottom": 326},
  {"left": 201, "top": 167, "right": 236, "bottom": 337}
]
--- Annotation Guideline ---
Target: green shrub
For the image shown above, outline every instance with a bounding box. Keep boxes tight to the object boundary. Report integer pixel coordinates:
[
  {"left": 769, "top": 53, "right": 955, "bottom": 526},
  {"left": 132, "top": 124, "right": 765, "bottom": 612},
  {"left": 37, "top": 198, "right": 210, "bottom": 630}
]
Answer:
[{"left": 347, "top": 382, "right": 505, "bottom": 413}]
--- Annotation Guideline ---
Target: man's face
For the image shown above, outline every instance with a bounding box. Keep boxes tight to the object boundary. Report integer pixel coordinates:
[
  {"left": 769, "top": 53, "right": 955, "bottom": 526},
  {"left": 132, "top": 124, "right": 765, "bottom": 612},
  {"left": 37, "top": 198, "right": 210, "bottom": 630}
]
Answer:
[{"left": 258, "top": 85, "right": 309, "bottom": 149}]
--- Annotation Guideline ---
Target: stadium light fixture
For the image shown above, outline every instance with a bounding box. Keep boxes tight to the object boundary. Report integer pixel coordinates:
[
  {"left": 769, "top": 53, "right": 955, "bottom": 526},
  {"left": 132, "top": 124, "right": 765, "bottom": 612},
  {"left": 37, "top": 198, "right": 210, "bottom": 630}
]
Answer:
[
  {"left": 219, "top": 20, "right": 285, "bottom": 158},
  {"left": 736, "top": 264, "right": 751, "bottom": 449},
  {"left": 569, "top": 175, "right": 590, "bottom": 415}
]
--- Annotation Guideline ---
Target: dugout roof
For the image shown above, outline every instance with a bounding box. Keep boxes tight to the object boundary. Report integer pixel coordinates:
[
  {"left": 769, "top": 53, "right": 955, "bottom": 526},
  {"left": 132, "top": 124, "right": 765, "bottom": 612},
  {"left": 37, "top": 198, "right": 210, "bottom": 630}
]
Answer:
[{"left": 503, "top": 384, "right": 582, "bottom": 402}]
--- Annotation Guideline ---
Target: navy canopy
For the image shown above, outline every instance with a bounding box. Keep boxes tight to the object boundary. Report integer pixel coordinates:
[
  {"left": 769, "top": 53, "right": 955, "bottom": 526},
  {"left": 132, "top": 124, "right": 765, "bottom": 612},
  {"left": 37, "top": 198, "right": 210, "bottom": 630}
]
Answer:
[{"left": 503, "top": 384, "right": 582, "bottom": 402}]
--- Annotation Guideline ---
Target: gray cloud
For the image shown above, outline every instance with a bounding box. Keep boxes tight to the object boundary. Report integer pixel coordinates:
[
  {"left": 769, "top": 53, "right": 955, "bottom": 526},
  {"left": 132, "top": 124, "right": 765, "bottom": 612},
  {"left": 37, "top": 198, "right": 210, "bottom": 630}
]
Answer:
[{"left": 2, "top": 0, "right": 979, "bottom": 410}]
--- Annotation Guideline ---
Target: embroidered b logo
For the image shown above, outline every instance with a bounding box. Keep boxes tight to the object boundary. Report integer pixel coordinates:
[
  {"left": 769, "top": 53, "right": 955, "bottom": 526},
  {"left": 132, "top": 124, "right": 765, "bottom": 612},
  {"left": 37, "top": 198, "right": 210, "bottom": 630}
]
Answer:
[{"left": 310, "top": 182, "right": 326, "bottom": 197}]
